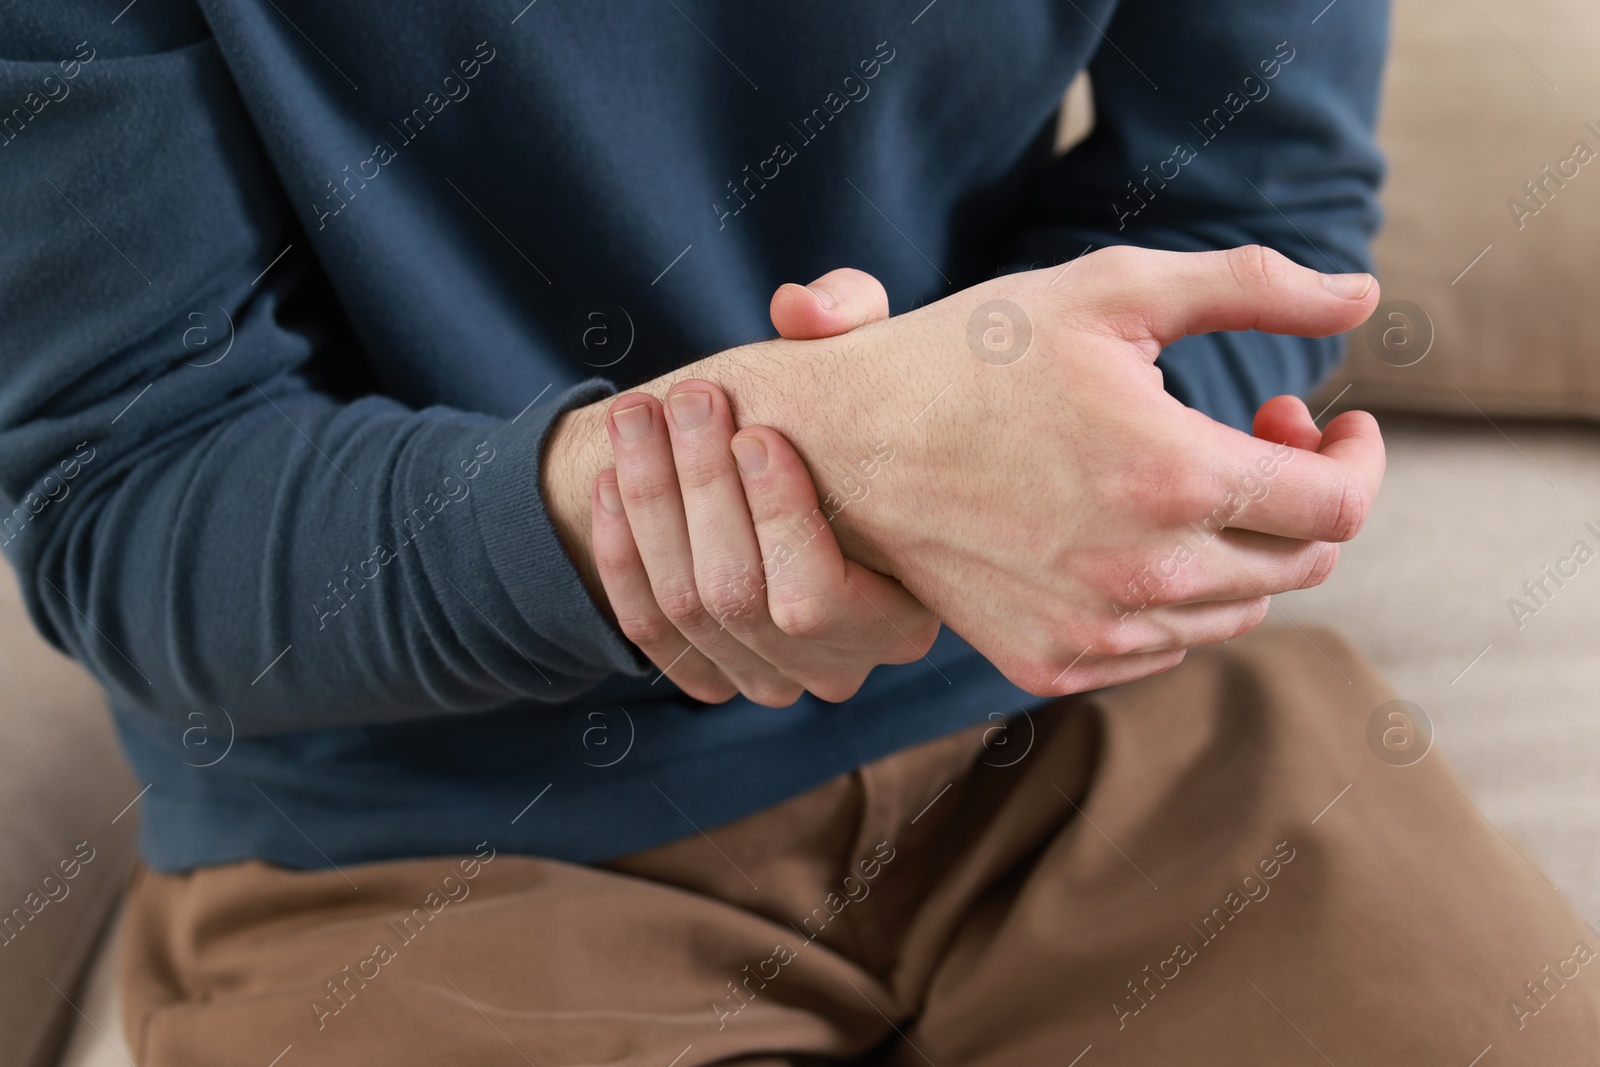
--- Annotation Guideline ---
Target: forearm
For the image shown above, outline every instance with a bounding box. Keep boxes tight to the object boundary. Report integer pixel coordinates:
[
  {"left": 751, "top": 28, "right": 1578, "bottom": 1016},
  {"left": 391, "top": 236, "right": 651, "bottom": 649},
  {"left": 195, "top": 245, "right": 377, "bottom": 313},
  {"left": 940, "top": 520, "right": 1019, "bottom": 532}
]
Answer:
[
  {"left": 543, "top": 332, "right": 912, "bottom": 595},
  {"left": 11, "top": 375, "right": 644, "bottom": 736}
]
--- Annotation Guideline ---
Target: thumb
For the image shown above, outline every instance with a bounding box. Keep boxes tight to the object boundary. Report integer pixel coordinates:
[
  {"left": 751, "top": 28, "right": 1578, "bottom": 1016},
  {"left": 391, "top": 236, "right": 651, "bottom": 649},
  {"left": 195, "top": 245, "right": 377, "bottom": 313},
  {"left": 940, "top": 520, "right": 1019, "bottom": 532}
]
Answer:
[
  {"left": 1080, "top": 245, "right": 1379, "bottom": 355},
  {"left": 770, "top": 267, "right": 890, "bottom": 340}
]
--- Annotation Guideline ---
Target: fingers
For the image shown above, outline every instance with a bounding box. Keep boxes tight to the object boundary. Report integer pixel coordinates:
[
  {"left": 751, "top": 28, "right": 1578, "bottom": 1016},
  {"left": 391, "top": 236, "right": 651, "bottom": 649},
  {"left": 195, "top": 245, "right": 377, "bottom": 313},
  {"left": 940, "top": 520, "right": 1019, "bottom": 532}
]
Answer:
[
  {"left": 769, "top": 268, "right": 891, "bottom": 340},
  {"left": 728, "top": 425, "right": 938, "bottom": 662},
  {"left": 605, "top": 385, "right": 938, "bottom": 707},
  {"left": 1080, "top": 244, "right": 1379, "bottom": 353},
  {"left": 1201, "top": 408, "right": 1385, "bottom": 543},
  {"left": 1112, "top": 596, "right": 1274, "bottom": 655},
  {"left": 607, "top": 392, "right": 802, "bottom": 705},
  {"left": 659, "top": 383, "right": 769, "bottom": 637},
  {"left": 665, "top": 384, "right": 935, "bottom": 700},
  {"left": 1072, "top": 573, "right": 1274, "bottom": 657},
  {"left": 1113, "top": 528, "right": 1339, "bottom": 609},
  {"left": 1252, "top": 394, "right": 1322, "bottom": 452},
  {"left": 590, "top": 470, "right": 738, "bottom": 703}
]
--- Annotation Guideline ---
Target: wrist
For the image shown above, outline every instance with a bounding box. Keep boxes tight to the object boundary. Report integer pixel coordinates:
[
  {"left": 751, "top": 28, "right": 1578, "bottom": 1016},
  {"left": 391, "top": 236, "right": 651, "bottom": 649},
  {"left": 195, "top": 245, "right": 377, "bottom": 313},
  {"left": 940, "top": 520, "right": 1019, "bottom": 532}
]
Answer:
[
  {"left": 536, "top": 327, "right": 916, "bottom": 599},
  {"left": 777, "top": 322, "right": 931, "bottom": 576},
  {"left": 540, "top": 399, "right": 610, "bottom": 605}
]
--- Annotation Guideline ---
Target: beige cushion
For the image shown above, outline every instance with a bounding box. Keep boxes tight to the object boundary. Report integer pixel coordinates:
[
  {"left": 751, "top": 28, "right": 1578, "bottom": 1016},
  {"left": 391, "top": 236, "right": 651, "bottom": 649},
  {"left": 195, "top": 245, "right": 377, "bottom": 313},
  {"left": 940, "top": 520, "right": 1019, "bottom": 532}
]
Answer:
[
  {"left": 0, "top": 561, "right": 138, "bottom": 1067},
  {"left": 1278, "top": 416, "right": 1600, "bottom": 917},
  {"left": 55, "top": 904, "right": 130, "bottom": 1067},
  {"left": 1318, "top": 0, "right": 1600, "bottom": 419}
]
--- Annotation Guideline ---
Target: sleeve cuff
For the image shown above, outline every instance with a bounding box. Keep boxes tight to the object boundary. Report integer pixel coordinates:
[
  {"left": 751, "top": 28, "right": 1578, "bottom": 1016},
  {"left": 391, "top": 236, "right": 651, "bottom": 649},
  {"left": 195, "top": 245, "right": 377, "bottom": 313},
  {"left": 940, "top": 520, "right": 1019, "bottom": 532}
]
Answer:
[{"left": 472, "top": 379, "right": 650, "bottom": 684}]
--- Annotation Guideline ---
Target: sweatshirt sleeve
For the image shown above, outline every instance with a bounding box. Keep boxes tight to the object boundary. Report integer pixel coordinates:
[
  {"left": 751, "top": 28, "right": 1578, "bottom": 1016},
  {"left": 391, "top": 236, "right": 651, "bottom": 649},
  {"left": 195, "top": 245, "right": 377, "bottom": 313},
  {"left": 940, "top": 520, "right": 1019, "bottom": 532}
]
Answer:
[
  {"left": 0, "top": 21, "right": 644, "bottom": 737},
  {"left": 1003, "top": 0, "right": 1388, "bottom": 429}
]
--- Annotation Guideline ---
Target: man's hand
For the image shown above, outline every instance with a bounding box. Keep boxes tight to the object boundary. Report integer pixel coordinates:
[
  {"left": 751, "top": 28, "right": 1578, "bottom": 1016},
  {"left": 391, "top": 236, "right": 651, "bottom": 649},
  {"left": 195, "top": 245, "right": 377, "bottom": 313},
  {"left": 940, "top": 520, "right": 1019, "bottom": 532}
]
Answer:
[
  {"left": 592, "top": 382, "right": 938, "bottom": 706},
  {"left": 589, "top": 269, "right": 937, "bottom": 707},
  {"left": 544, "top": 245, "right": 1384, "bottom": 697}
]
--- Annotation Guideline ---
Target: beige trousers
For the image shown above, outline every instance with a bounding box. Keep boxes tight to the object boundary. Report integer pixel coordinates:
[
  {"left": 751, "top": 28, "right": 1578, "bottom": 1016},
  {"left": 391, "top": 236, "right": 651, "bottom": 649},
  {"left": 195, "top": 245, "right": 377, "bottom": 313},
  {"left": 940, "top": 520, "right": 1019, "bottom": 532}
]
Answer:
[{"left": 122, "top": 626, "right": 1600, "bottom": 1065}]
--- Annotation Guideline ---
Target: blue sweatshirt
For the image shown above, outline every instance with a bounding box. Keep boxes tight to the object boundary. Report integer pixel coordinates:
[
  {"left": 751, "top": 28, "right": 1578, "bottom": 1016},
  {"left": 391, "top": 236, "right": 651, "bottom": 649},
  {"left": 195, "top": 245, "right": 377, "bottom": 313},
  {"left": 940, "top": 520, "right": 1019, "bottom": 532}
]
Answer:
[{"left": 0, "top": 0, "right": 1385, "bottom": 871}]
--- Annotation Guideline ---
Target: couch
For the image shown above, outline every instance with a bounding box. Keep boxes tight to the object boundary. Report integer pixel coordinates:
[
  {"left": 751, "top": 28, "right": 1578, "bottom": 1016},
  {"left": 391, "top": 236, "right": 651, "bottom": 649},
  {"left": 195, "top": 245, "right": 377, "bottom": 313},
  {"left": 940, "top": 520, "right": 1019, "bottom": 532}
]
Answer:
[{"left": 6, "top": 0, "right": 1599, "bottom": 1063}]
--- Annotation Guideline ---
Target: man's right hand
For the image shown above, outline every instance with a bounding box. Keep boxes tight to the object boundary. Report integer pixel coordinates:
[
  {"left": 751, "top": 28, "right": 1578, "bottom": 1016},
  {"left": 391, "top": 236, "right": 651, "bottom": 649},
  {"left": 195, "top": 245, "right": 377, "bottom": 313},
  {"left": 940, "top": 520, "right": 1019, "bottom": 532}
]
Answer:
[{"left": 544, "top": 245, "right": 1385, "bottom": 698}]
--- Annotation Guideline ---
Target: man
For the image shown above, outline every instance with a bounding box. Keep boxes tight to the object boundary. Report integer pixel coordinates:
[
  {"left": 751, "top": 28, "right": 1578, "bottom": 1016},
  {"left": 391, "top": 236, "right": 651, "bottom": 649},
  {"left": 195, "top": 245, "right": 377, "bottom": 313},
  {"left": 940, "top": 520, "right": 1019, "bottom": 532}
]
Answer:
[{"left": 2, "top": 1, "right": 1595, "bottom": 1063}]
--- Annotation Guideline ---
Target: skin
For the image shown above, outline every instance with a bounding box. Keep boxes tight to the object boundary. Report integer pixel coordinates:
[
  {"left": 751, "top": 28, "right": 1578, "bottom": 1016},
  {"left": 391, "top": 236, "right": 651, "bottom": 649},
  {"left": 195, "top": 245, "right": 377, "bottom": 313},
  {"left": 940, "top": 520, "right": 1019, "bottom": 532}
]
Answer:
[
  {"left": 543, "top": 245, "right": 1384, "bottom": 702},
  {"left": 591, "top": 271, "right": 939, "bottom": 705}
]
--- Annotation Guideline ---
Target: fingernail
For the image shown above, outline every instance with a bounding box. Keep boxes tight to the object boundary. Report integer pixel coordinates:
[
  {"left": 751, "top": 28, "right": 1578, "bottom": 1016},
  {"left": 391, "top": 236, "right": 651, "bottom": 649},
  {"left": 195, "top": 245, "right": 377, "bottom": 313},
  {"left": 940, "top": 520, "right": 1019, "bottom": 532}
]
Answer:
[
  {"left": 612, "top": 403, "right": 650, "bottom": 442},
  {"left": 597, "top": 478, "right": 622, "bottom": 514},
  {"left": 1322, "top": 272, "right": 1373, "bottom": 300},
  {"left": 806, "top": 283, "right": 837, "bottom": 309},
  {"left": 731, "top": 435, "right": 768, "bottom": 476},
  {"left": 668, "top": 390, "right": 711, "bottom": 430}
]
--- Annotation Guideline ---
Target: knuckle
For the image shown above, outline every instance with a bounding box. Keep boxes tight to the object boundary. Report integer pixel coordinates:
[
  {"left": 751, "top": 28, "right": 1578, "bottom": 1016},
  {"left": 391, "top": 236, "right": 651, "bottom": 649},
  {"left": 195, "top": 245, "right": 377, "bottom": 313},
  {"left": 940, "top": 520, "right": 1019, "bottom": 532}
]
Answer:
[
  {"left": 674, "top": 450, "right": 729, "bottom": 493},
  {"left": 888, "top": 614, "right": 941, "bottom": 661},
  {"left": 591, "top": 539, "right": 637, "bottom": 579},
  {"left": 1180, "top": 475, "right": 1242, "bottom": 530},
  {"left": 831, "top": 268, "right": 885, "bottom": 307},
  {"left": 653, "top": 578, "right": 706, "bottom": 626},
  {"left": 1152, "top": 649, "right": 1187, "bottom": 675},
  {"left": 1151, "top": 562, "right": 1204, "bottom": 606},
  {"left": 1145, "top": 575, "right": 1196, "bottom": 607},
  {"left": 1132, "top": 451, "right": 1211, "bottom": 525},
  {"left": 770, "top": 590, "right": 839, "bottom": 641},
  {"left": 1323, "top": 474, "right": 1371, "bottom": 542},
  {"left": 1130, "top": 546, "right": 1204, "bottom": 607},
  {"left": 1013, "top": 636, "right": 1096, "bottom": 696},
  {"left": 614, "top": 610, "right": 674, "bottom": 650},
  {"left": 1087, "top": 244, "right": 1141, "bottom": 281},
  {"left": 698, "top": 568, "right": 765, "bottom": 630},
  {"left": 1013, "top": 663, "right": 1062, "bottom": 697},
  {"left": 1237, "top": 596, "right": 1273, "bottom": 636},
  {"left": 996, "top": 645, "right": 1053, "bottom": 697},
  {"left": 620, "top": 476, "right": 674, "bottom": 508},
  {"left": 1074, "top": 249, "right": 1145, "bottom": 332},
  {"left": 1100, "top": 556, "right": 1166, "bottom": 613},
  {"left": 1300, "top": 542, "right": 1340, "bottom": 589},
  {"left": 800, "top": 671, "right": 867, "bottom": 704},
  {"left": 1225, "top": 244, "right": 1290, "bottom": 290},
  {"left": 1093, "top": 624, "right": 1147, "bottom": 658},
  {"left": 683, "top": 675, "right": 740, "bottom": 704},
  {"left": 1155, "top": 486, "right": 1209, "bottom": 528},
  {"left": 742, "top": 679, "right": 804, "bottom": 708}
]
